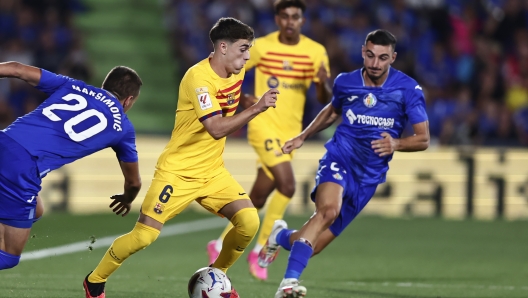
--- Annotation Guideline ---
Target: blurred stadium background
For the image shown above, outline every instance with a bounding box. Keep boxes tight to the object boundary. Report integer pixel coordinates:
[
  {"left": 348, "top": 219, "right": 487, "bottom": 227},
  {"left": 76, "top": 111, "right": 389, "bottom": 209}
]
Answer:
[{"left": 1, "top": 0, "right": 528, "bottom": 297}]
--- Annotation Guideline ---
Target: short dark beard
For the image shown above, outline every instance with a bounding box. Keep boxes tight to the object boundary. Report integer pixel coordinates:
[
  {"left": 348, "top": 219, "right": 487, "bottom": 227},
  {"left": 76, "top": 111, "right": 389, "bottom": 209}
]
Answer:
[{"left": 366, "top": 68, "right": 388, "bottom": 83}]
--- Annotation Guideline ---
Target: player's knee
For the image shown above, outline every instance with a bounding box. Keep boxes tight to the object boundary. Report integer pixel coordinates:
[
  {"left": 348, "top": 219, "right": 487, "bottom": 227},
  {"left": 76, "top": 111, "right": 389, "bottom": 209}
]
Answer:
[
  {"left": 317, "top": 207, "right": 339, "bottom": 225},
  {"left": 250, "top": 194, "right": 267, "bottom": 209},
  {"left": 131, "top": 222, "right": 160, "bottom": 250},
  {"left": 275, "top": 182, "right": 295, "bottom": 198},
  {"left": 0, "top": 250, "right": 20, "bottom": 270},
  {"left": 231, "top": 207, "right": 260, "bottom": 241}
]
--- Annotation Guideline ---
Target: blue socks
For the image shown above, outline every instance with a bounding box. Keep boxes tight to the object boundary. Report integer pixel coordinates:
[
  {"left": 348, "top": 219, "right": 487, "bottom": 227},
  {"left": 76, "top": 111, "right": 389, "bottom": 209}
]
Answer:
[
  {"left": 276, "top": 228, "right": 293, "bottom": 251},
  {"left": 284, "top": 240, "right": 313, "bottom": 279},
  {"left": 0, "top": 249, "right": 20, "bottom": 270}
]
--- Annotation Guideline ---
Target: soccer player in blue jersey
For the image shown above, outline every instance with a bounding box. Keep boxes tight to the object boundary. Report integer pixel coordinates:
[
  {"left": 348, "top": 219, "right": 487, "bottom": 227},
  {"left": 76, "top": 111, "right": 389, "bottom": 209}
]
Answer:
[
  {"left": 0, "top": 62, "right": 143, "bottom": 270},
  {"left": 258, "top": 29, "right": 430, "bottom": 297}
]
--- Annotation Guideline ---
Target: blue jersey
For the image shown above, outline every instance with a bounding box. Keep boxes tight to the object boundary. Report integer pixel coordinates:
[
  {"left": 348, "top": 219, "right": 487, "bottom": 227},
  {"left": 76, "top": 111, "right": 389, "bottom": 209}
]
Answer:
[
  {"left": 326, "top": 67, "right": 428, "bottom": 184},
  {"left": 2, "top": 69, "right": 138, "bottom": 178}
]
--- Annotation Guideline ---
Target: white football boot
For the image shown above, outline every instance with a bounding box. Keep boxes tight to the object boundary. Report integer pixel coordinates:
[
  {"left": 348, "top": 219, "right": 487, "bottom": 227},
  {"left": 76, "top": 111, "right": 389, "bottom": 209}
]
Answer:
[
  {"left": 274, "top": 278, "right": 307, "bottom": 298},
  {"left": 258, "top": 219, "right": 288, "bottom": 268}
]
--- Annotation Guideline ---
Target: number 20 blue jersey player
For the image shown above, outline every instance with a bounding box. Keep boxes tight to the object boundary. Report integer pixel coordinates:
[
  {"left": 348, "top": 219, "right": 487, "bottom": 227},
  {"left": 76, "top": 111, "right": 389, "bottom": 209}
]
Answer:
[
  {"left": 0, "top": 62, "right": 143, "bottom": 270},
  {"left": 257, "top": 30, "right": 431, "bottom": 297}
]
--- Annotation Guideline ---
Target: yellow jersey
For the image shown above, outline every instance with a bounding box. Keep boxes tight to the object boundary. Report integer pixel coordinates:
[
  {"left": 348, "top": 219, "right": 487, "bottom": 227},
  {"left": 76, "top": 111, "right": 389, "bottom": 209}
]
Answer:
[
  {"left": 245, "top": 31, "right": 329, "bottom": 137},
  {"left": 156, "top": 58, "right": 244, "bottom": 178}
]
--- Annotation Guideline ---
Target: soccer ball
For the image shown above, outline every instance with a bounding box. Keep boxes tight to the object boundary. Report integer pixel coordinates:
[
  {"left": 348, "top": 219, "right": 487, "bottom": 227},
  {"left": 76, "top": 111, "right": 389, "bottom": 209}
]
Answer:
[{"left": 187, "top": 267, "right": 234, "bottom": 298}]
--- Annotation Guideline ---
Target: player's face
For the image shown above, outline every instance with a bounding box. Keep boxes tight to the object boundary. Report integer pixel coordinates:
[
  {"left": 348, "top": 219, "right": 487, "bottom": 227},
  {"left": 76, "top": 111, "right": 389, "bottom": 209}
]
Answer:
[
  {"left": 225, "top": 39, "right": 251, "bottom": 74},
  {"left": 275, "top": 7, "right": 304, "bottom": 39},
  {"left": 362, "top": 41, "right": 397, "bottom": 81}
]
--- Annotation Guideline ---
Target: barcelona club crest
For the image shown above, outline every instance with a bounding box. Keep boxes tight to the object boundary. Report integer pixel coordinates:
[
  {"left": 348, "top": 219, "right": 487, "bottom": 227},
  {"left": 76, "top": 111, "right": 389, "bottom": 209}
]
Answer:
[
  {"left": 154, "top": 202, "right": 164, "bottom": 214},
  {"left": 282, "top": 60, "right": 293, "bottom": 71},
  {"left": 363, "top": 93, "right": 377, "bottom": 108},
  {"left": 226, "top": 92, "right": 236, "bottom": 105}
]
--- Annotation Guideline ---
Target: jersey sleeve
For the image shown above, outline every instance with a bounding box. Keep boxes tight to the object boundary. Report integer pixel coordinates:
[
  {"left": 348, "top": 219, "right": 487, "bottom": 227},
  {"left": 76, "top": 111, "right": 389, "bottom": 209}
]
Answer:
[
  {"left": 312, "top": 47, "right": 331, "bottom": 83},
  {"left": 183, "top": 75, "right": 222, "bottom": 122},
  {"left": 330, "top": 74, "right": 345, "bottom": 110},
  {"left": 35, "top": 69, "right": 73, "bottom": 95},
  {"left": 245, "top": 41, "right": 261, "bottom": 71},
  {"left": 404, "top": 84, "right": 428, "bottom": 125},
  {"left": 112, "top": 124, "right": 138, "bottom": 163}
]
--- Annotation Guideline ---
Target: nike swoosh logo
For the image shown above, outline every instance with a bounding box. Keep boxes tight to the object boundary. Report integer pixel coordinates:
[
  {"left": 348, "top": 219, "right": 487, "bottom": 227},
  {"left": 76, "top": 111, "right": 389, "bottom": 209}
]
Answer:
[{"left": 238, "top": 192, "right": 246, "bottom": 196}]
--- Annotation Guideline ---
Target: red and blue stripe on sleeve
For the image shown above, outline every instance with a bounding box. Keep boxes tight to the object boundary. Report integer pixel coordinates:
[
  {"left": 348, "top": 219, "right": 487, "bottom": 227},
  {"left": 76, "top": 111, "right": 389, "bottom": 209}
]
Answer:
[{"left": 199, "top": 110, "right": 222, "bottom": 122}]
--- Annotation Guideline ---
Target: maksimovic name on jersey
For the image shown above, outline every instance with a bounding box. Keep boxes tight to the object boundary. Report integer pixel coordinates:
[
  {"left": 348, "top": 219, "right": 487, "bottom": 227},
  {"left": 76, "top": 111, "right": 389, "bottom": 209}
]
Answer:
[{"left": 71, "top": 85, "right": 124, "bottom": 131}]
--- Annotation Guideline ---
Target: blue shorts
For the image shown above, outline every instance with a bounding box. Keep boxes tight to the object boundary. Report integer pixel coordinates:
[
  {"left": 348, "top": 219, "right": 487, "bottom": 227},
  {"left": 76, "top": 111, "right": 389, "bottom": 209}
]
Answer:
[
  {"left": 310, "top": 153, "right": 378, "bottom": 236},
  {"left": 0, "top": 132, "right": 41, "bottom": 228}
]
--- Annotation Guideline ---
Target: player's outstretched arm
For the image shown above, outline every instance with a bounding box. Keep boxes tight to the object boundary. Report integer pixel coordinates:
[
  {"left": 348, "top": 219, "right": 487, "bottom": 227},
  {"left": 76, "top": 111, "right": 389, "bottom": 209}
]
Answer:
[
  {"left": 283, "top": 103, "right": 340, "bottom": 154},
  {"left": 371, "top": 121, "right": 430, "bottom": 157},
  {"left": 201, "top": 88, "right": 279, "bottom": 140},
  {"left": 109, "top": 161, "right": 142, "bottom": 216},
  {"left": 0, "top": 62, "right": 41, "bottom": 86}
]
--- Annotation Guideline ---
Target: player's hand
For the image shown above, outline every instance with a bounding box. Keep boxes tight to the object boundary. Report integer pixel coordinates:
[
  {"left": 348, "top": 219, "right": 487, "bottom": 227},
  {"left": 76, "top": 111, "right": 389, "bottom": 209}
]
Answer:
[
  {"left": 282, "top": 136, "right": 304, "bottom": 154},
  {"left": 254, "top": 88, "right": 279, "bottom": 112},
  {"left": 371, "top": 132, "right": 399, "bottom": 157},
  {"left": 109, "top": 194, "right": 132, "bottom": 217},
  {"left": 316, "top": 62, "right": 329, "bottom": 82}
]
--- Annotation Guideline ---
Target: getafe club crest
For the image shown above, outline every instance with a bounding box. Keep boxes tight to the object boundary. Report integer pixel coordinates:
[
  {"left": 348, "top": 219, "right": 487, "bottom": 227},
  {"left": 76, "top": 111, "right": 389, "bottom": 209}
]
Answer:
[
  {"left": 333, "top": 173, "right": 343, "bottom": 180},
  {"left": 363, "top": 93, "right": 377, "bottom": 108}
]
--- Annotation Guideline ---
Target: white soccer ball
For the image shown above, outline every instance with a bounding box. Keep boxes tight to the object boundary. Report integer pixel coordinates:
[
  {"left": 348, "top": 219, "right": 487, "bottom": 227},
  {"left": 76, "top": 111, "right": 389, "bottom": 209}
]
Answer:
[{"left": 187, "top": 267, "right": 234, "bottom": 298}]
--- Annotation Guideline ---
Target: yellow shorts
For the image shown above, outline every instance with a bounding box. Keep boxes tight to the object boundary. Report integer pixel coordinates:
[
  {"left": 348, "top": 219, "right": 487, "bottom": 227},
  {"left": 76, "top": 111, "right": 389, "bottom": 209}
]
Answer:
[
  {"left": 248, "top": 129, "right": 294, "bottom": 179},
  {"left": 141, "top": 168, "right": 249, "bottom": 224}
]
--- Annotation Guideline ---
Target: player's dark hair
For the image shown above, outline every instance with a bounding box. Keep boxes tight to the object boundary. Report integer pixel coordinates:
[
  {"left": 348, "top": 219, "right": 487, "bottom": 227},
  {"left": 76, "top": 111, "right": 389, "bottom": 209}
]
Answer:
[
  {"left": 274, "top": 0, "right": 306, "bottom": 14},
  {"left": 102, "top": 66, "right": 143, "bottom": 100},
  {"left": 365, "top": 29, "right": 397, "bottom": 51},
  {"left": 209, "top": 17, "right": 254, "bottom": 45}
]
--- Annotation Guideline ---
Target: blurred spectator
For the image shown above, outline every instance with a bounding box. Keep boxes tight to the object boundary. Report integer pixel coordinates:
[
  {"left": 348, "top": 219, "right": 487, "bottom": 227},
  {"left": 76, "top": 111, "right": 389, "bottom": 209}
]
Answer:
[
  {"left": 163, "top": 0, "right": 528, "bottom": 147},
  {"left": 0, "top": 0, "right": 89, "bottom": 128}
]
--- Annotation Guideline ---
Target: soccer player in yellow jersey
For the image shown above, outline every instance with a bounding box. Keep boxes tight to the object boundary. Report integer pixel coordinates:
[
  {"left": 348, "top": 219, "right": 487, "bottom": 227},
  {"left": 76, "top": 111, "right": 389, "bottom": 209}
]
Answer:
[
  {"left": 207, "top": 0, "right": 332, "bottom": 281},
  {"left": 83, "top": 17, "right": 279, "bottom": 298}
]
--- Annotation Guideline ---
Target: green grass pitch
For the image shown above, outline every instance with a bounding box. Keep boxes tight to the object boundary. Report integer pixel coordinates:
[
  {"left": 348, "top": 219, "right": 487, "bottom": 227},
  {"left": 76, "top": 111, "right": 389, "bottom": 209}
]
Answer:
[{"left": 1, "top": 211, "right": 527, "bottom": 298}]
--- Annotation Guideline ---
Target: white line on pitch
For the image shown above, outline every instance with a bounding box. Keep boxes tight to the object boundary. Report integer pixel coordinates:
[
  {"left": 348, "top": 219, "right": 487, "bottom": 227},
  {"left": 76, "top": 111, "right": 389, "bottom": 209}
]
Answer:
[
  {"left": 345, "top": 281, "right": 528, "bottom": 291},
  {"left": 20, "top": 216, "right": 226, "bottom": 261}
]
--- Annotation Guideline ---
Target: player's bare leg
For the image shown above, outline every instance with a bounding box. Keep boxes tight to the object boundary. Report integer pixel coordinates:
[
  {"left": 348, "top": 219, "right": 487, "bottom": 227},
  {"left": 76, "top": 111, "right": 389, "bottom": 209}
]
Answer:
[
  {"left": 0, "top": 195, "right": 43, "bottom": 270},
  {"left": 35, "top": 195, "right": 44, "bottom": 220},
  {"left": 272, "top": 182, "right": 343, "bottom": 298},
  {"left": 0, "top": 223, "right": 31, "bottom": 270},
  {"left": 295, "top": 182, "right": 342, "bottom": 242},
  {"left": 249, "top": 167, "right": 277, "bottom": 209}
]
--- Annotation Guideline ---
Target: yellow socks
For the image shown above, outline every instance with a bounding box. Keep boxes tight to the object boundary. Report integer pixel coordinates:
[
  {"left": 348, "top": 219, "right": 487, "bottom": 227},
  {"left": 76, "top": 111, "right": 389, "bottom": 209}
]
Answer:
[
  {"left": 254, "top": 191, "right": 290, "bottom": 251},
  {"left": 213, "top": 208, "right": 259, "bottom": 272},
  {"left": 217, "top": 222, "right": 233, "bottom": 244},
  {"left": 88, "top": 222, "right": 160, "bottom": 283}
]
